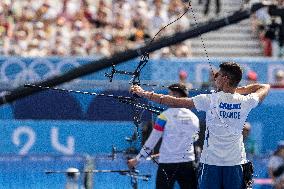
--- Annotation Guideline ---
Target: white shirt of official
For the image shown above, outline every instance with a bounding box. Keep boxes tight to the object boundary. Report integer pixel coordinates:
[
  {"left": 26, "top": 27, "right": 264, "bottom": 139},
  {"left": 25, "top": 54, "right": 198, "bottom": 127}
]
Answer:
[{"left": 193, "top": 91, "right": 259, "bottom": 166}]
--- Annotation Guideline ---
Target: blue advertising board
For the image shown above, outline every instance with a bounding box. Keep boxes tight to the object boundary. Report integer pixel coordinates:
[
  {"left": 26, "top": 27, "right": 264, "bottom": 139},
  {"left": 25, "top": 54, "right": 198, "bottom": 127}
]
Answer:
[{"left": 0, "top": 57, "right": 284, "bottom": 88}]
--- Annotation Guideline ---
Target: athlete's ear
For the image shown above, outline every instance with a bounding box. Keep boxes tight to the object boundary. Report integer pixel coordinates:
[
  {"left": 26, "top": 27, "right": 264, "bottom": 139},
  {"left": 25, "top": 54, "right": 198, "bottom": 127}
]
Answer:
[
  {"left": 214, "top": 72, "right": 219, "bottom": 79},
  {"left": 224, "top": 75, "right": 231, "bottom": 85}
]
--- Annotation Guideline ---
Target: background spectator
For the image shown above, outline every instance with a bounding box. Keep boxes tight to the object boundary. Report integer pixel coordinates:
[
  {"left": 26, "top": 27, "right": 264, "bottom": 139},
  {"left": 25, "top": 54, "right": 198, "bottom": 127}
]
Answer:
[
  {"left": 268, "top": 141, "right": 284, "bottom": 189},
  {"left": 246, "top": 70, "right": 258, "bottom": 85},
  {"left": 178, "top": 70, "right": 193, "bottom": 90},
  {"left": 203, "top": 0, "right": 221, "bottom": 16},
  {"left": 271, "top": 69, "right": 284, "bottom": 88},
  {"left": 252, "top": 1, "right": 284, "bottom": 58},
  {"left": 268, "top": 2, "right": 284, "bottom": 58},
  {"left": 242, "top": 122, "right": 257, "bottom": 160},
  {"left": 65, "top": 167, "right": 80, "bottom": 189}
]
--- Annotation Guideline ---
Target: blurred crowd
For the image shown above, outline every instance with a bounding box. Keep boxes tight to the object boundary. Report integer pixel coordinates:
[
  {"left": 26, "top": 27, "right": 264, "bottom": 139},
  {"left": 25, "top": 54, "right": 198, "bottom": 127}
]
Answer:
[
  {"left": 251, "top": 0, "right": 284, "bottom": 58},
  {"left": 0, "top": 0, "right": 193, "bottom": 57}
]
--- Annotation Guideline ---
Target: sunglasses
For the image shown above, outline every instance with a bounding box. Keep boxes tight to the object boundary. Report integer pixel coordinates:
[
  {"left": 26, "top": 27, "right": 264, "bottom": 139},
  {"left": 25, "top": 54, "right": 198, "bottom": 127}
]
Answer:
[{"left": 214, "top": 72, "right": 227, "bottom": 78}]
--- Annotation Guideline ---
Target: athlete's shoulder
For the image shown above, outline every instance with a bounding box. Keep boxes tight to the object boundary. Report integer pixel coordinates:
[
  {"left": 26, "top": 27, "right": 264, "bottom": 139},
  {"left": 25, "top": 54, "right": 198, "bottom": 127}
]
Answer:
[
  {"left": 180, "top": 108, "right": 197, "bottom": 116},
  {"left": 157, "top": 112, "right": 167, "bottom": 121},
  {"left": 162, "top": 108, "right": 175, "bottom": 114},
  {"left": 233, "top": 93, "right": 259, "bottom": 101},
  {"left": 164, "top": 108, "right": 187, "bottom": 115}
]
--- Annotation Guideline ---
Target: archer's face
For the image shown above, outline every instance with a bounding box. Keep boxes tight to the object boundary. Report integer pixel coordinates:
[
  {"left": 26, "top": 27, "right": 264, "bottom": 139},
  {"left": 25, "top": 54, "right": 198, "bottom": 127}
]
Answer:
[{"left": 214, "top": 71, "right": 228, "bottom": 90}]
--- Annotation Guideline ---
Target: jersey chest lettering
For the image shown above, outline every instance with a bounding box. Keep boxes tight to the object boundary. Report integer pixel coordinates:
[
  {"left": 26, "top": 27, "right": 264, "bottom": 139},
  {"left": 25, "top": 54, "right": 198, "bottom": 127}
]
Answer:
[
  {"left": 218, "top": 102, "right": 241, "bottom": 120},
  {"left": 219, "top": 102, "right": 241, "bottom": 110},
  {"left": 219, "top": 111, "right": 240, "bottom": 119}
]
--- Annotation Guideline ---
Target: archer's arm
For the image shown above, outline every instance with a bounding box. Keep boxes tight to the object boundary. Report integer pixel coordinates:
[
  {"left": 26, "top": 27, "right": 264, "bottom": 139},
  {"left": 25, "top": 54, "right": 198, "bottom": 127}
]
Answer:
[
  {"left": 127, "top": 129, "right": 162, "bottom": 168},
  {"left": 130, "top": 85, "right": 195, "bottom": 108},
  {"left": 128, "top": 114, "right": 165, "bottom": 168},
  {"left": 235, "top": 83, "right": 271, "bottom": 102}
]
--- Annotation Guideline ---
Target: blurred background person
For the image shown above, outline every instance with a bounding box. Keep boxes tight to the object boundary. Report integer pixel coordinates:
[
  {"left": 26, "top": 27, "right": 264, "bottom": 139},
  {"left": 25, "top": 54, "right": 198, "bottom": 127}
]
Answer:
[
  {"left": 268, "top": 1, "right": 284, "bottom": 58},
  {"left": 246, "top": 70, "right": 258, "bottom": 85},
  {"left": 173, "top": 43, "right": 193, "bottom": 58},
  {"left": 271, "top": 69, "right": 284, "bottom": 88},
  {"left": 65, "top": 167, "right": 80, "bottom": 189},
  {"left": 242, "top": 122, "right": 257, "bottom": 160},
  {"left": 268, "top": 141, "right": 284, "bottom": 188},
  {"left": 178, "top": 70, "right": 193, "bottom": 90},
  {"left": 203, "top": 0, "right": 221, "bottom": 17}
]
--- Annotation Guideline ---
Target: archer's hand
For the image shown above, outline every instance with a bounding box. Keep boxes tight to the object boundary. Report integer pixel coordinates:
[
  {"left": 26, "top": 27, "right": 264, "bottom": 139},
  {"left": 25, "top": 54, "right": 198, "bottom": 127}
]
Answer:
[
  {"left": 130, "top": 85, "right": 144, "bottom": 97},
  {"left": 127, "top": 158, "right": 138, "bottom": 169}
]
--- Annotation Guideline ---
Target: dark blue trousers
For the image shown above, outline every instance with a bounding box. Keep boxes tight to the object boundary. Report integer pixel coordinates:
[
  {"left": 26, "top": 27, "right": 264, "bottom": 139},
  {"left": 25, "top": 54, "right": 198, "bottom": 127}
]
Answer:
[{"left": 197, "top": 163, "right": 245, "bottom": 189}]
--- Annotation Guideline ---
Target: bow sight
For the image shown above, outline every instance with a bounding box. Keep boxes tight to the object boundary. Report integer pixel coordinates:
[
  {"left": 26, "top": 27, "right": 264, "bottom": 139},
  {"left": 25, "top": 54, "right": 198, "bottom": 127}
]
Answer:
[{"left": 105, "top": 52, "right": 149, "bottom": 85}]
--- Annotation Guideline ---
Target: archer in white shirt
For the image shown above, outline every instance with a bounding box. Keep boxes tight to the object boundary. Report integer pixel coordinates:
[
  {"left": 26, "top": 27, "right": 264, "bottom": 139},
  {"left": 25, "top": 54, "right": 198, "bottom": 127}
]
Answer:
[
  {"left": 128, "top": 83, "right": 200, "bottom": 189},
  {"left": 130, "top": 62, "right": 270, "bottom": 189}
]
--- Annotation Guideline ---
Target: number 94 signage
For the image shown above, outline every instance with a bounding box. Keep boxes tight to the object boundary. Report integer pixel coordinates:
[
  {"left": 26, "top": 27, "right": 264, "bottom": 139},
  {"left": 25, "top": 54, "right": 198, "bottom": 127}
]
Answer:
[
  {"left": 11, "top": 126, "right": 75, "bottom": 155},
  {"left": 0, "top": 120, "right": 77, "bottom": 155},
  {"left": 1, "top": 119, "right": 135, "bottom": 155}
]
